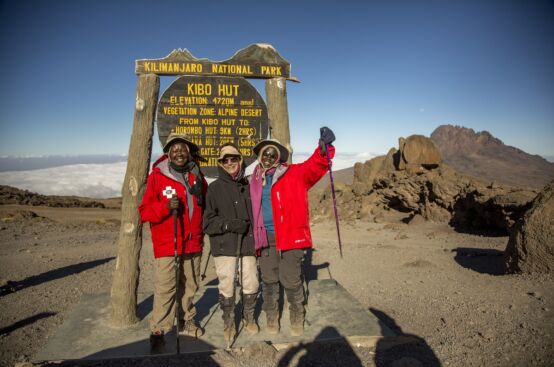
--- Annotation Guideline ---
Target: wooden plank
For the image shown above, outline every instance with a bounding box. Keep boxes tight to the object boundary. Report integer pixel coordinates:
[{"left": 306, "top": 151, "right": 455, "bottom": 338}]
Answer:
[{"left": 136, "top": 44, "right": 297, "bottom": 81}]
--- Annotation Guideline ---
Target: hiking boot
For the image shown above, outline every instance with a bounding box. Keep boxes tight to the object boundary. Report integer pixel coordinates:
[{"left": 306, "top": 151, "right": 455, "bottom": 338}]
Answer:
[
  {"left": 149, "top": 331, "right": 165, "bottom": 354},
  {"left": 220, "top": 294, "right": 236, "bottom": 344},
  {"left": 286, "top": 286, "right": 305, "bottom": 337},
  {"left": 179, "top": 319, "right": 204, "bottom": 337},
  {"left": 262, "top": 282, "right": 279, "bottom": 334},
  {"left": 243, "top": 293, "right": 259, "bottom": 334},
  {"left": 265, "top": 310, "right": 280, "bottom": 334},
  {"left": 289, "top": 304, "right": 305, "bottom": 337}
]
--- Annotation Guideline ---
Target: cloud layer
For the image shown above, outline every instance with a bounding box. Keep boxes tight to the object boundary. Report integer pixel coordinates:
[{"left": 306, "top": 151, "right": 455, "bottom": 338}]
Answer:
[
  {"left": 292, "top": 151, "right": 378, "bottom": 171},
  {"left": 0, "top": 152, "right": 378, "bottom": 198},
  {"left": 0, "top": 162, "right": 127, "bottom": 198}
]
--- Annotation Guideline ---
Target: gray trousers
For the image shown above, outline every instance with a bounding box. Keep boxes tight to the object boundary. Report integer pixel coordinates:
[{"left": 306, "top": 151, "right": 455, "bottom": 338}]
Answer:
[{"left": 258, "top": 233, "right": 305, "bottom": 310}]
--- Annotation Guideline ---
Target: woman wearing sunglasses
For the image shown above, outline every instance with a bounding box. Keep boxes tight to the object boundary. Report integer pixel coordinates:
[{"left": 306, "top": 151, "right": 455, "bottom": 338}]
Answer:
[
  {"left": 203, "top": 143, "right": 259, "bottom": 344},
  {"left": 247, "top": 127, "right": 336, "bottom": 337}
]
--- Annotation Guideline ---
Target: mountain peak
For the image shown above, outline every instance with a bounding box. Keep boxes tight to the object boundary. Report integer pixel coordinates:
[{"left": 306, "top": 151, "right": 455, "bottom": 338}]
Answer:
[{"left": 430, "top": 125, "right": 554, "bottom": 188}]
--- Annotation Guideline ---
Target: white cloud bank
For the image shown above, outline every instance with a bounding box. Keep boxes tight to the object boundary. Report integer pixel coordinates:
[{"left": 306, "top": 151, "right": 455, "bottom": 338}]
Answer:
[
  {"left": 0, "top": 162, "right": 128, "bottom": 199},
  {"left": 292, "top": 151, "right": 379, "bottom": 171},
  {"left": 0, "top": 152, "right": 380, "bottom": 198}
]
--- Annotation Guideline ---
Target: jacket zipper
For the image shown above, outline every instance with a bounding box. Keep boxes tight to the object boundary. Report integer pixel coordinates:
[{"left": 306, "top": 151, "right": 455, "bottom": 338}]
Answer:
[
  {"left": 276, "top": 191, "right": 284, "bottom": 224},
  {"left": 276, "top": 190, "right": 283, "bottom": 258}
]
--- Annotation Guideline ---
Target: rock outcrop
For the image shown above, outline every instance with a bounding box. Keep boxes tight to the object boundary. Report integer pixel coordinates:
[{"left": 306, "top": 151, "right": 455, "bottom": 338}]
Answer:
[
  {"left": 504, "top": 182, "right": 554, "bottom": 274},
  {"left": 312, "top": 139, "right": 537, "bottom": 234}
]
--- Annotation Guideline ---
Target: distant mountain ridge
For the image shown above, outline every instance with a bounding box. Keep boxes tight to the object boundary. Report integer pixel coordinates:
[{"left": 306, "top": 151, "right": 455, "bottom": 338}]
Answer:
[{"left": 430, "top": 125, "right": 554, "bottom": 189}]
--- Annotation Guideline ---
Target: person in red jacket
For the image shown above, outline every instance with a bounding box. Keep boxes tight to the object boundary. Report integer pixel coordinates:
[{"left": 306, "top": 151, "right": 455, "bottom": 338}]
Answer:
[
  {"left": 139, "top": 132, "right": 207, "bottom": 351},
  {"left": 247, "top": 127, "right": 336, "bottom": 336}
]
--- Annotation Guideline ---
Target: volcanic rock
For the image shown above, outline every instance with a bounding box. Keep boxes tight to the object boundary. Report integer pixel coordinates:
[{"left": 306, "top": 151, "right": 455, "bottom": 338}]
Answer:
[
  {"left": 504, "top": 181, "right": 554, "bottom": 274},
  {"left": 312, "top": 138, "right": 536, "bottom": 234}
]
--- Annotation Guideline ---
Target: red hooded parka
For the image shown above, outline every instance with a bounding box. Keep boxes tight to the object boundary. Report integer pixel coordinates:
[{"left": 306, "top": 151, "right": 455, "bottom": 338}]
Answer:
[
  {"left": 139, "top": 155, "right": 206, "bottom": 258},
  {"left": 249, "top": 146, "right": 335, "bottom": 252}
]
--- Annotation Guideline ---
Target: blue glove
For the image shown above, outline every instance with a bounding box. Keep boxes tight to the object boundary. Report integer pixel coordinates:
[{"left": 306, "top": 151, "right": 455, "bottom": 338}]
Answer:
[{"left": 319, "top": 126, "right": 336, "bottom": 154}]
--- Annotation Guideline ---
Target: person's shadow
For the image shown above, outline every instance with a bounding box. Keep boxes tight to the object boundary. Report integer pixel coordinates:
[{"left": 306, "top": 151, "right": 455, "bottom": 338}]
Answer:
[
  {"left": 371, "top": 308, "right": 441, "bottom": 367},
  {"left": 302, "top": 249, "right": 331, "bottom": 301},
  {"left": 276, "top": 326, "right": 363, "bottom": 367},
  {"left": 303, "top": 249, "right": 332, "bottom": 282}
]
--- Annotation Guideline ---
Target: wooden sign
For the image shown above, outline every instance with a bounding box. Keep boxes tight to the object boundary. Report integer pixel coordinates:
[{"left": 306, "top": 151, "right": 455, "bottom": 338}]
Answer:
[
  {"left": 157, "top": 75, "right": 269, "bottom": 177},
  {"left": 136, "top": 43, "right": 298, "bottom": 81}
]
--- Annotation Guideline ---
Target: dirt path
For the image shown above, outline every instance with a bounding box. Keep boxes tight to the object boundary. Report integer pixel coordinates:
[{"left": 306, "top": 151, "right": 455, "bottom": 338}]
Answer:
[
  {"left": 310, "top": 219, "right": 553, "bottom": 366},
  {"left": 0, "top": 206, "right": 552, "bottom": 366}
]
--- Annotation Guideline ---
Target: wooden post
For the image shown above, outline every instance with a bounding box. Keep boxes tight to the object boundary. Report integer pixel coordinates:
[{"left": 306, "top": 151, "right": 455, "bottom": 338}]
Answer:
[
  {"left": 265, "top": 77, "right": 292, "bottom": 163},
  {"left": 110, "top": 74, "right": 159, "bottom": 327}
]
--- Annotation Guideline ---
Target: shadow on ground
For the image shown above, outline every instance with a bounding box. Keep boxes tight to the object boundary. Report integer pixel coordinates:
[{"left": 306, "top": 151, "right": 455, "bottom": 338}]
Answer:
[
  {"left": 0, "top": 312, "right": 57, "bottom": 335},
  {"left": 452, "top": 247, "right": 505, "bottom": 275},
  {"left": 371, "top": 307, "right": 441, "bottom": 367},
  {"left": 0, "top": 257, "right": 115, "bottom": 296},
  {"left": 276, "top": 326, "right": 363, "bottom": 367}
]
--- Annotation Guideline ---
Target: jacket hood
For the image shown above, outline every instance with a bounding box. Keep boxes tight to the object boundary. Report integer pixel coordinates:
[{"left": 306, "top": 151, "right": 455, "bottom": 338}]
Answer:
[{"left": 152, "top": 156, "right": 175, "bottom": 181}]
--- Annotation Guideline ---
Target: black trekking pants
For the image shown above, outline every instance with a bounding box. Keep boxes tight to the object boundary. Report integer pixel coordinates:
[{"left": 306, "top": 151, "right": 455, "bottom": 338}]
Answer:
[{"left": 259, "top": 233, "right": 305, "bottom": 308}]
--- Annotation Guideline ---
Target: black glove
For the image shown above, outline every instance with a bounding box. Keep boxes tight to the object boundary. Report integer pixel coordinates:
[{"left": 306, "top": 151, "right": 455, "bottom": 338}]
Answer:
[
  {"left": 189, "top": 180, "right": 203, "bottom": 197},
  {"left": 319, "top": 126, "right": 336, "bottom": 154},
  {"left": 188, "top": 179, "right": 204, "bottom": 207},
  {"left": 167, "top": 196, "right": 181, "bottom": 213},
  {"left": 225, "top": 219, "right": 250, "bottom": 234}
]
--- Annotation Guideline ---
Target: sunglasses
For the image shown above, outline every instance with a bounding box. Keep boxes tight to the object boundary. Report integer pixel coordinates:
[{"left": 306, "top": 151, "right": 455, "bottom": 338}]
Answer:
[
  {"left": 220, "top": 157, "right": 240, "bottom": 164},
  {"left": 262, "top": 151, "right": 278, "bottom": 159}
]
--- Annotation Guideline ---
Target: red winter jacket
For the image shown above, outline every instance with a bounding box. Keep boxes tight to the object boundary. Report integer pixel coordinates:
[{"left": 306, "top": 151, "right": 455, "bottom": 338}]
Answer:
[
  {"left": 139, "top": 156, "right": 206, "bottom": 258},
  {"left": 250, "top": 146, "right": 335, "bottom": 252}
]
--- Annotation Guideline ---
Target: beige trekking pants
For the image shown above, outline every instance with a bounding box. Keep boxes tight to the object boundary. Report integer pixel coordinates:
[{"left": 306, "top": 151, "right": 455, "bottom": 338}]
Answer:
[
  {"left": 213, "top": 255, "right": 259, "bottom": 298},
  {"left": 150, "top": 253, "right": 201, "bottom": 333}
]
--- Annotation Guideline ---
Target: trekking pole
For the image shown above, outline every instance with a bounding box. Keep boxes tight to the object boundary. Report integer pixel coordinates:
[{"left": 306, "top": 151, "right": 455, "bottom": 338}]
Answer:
[
  {"left": 325, "top": 144, "right": 343, "bottom": 258},
  {"left": 200, "top": 249, "right": 211, "bottom": 281},
  {"left": 227, "top": 233, "right": 243, "bottom": 349},
  {"left": 172, "top": 207, "right": 181, "bottom": 355}
]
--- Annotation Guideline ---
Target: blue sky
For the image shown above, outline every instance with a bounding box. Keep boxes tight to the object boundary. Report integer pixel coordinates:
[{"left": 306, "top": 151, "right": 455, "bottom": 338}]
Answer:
[{"left": 1, "top": 0, "right": 553, "bottom": 158}]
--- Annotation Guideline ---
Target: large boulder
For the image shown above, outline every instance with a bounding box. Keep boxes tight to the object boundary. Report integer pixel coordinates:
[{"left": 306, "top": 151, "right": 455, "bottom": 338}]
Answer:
[
  {"left": 397, "top": 135, "right": 442, "bottom": 173},
  {"left": 352, "top": 148, "right": 396, "bottom": 196},
  {"left": 504, "top": 182, "right": 554, "bottom": 274}
]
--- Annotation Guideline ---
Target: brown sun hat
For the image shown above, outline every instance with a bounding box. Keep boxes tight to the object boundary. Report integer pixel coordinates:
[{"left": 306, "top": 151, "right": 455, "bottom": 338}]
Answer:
[
  {"left": 163, "top": 132, "right": 199, "bottom": 154},
  {"left": 218, "top": 144, "right": 243, "bottom": 165}
]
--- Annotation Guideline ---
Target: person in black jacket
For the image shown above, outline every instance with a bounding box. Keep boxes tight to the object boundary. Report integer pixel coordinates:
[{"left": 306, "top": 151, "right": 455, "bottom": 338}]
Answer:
[{"left": 203, "top": 143, "right": 259, "bottom": 343}]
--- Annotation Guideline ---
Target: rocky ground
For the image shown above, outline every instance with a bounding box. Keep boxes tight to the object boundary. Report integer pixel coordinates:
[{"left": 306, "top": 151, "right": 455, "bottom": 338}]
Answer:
[{"left": 0, "top": 204, "right": 553, "bottom": 367}]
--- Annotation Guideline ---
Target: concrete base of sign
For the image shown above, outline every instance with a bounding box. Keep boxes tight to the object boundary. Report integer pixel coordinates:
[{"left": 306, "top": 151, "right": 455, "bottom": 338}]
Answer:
[{"left": 35, "top": 279, "right": 399, "bottom": 361}]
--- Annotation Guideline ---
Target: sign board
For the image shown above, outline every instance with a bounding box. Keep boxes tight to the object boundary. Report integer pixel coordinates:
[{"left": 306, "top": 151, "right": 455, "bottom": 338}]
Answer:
[
  {"left": 157, "top": 75, "right": 269, "bottom": 177},
  {"left": 136, "top": 43, "right": 297, "bottom": 81}
]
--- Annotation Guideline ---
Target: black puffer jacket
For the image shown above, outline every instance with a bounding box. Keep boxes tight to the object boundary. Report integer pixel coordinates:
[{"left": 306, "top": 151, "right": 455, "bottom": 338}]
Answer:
[{"left": 203, "top": 166, "right": 255, "bottom": 257}]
